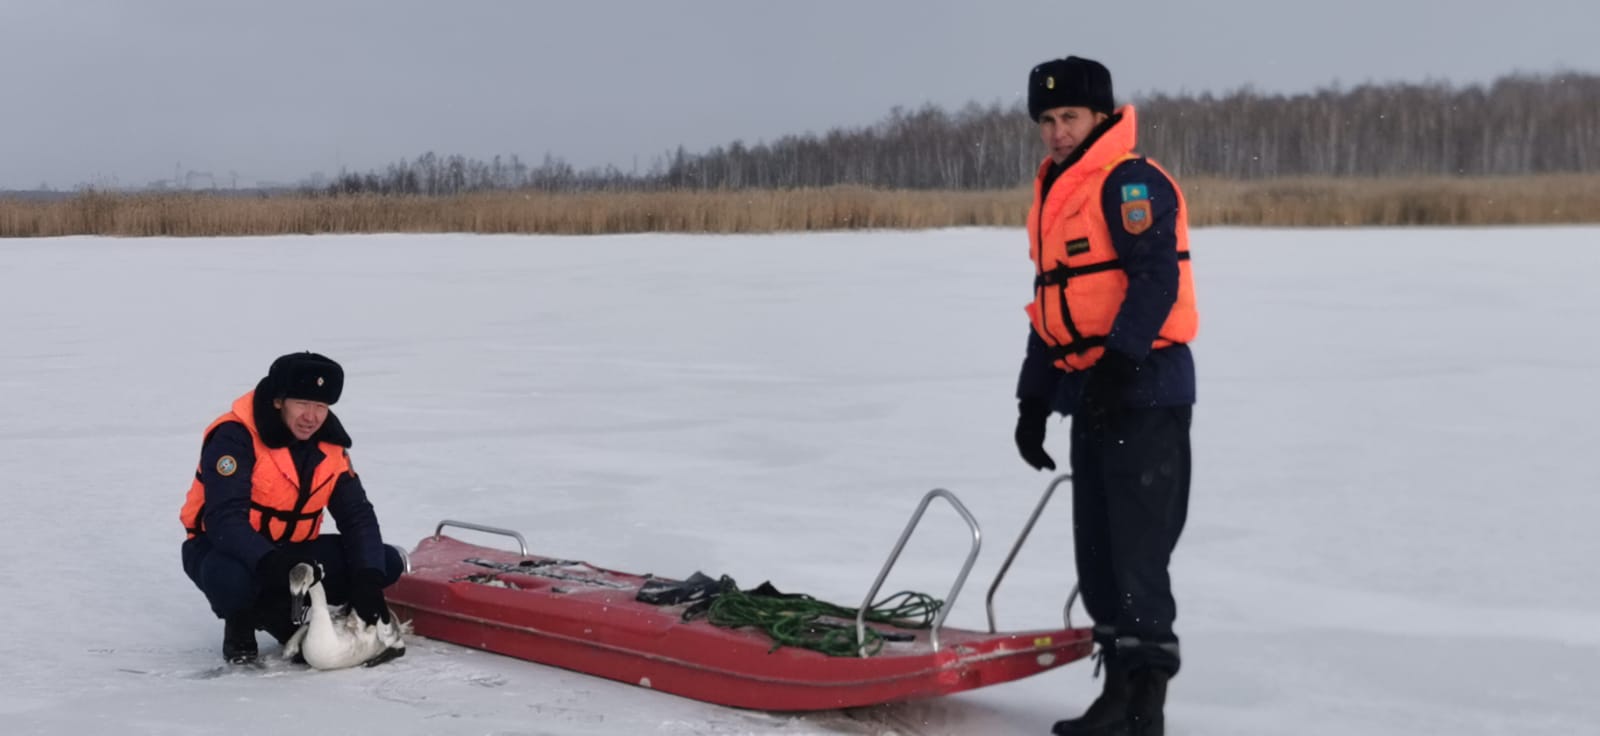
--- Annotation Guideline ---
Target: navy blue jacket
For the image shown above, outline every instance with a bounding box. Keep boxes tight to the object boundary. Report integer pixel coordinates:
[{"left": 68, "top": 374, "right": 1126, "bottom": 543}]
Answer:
[
  {"left": 196, "top": 421, "right": 388, "bottom": 573},
  {"left": 1016, "top": 157, "right": 1196, "bottom": 415}
]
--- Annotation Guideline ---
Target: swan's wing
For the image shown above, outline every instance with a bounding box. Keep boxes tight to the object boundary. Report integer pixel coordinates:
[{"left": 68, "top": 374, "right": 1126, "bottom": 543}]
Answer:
[
  {"left": 282, "top": 624, "right": 308, "bottom": 661},
  {"left": 303, "top": 621, "right": 375, "bottom": 671},
  {"left": 343, "top": 613, "right": 387, "bottom": 643},
  {"left": 375, "top": 618, "right": 407, "bottom": 650},
  {"left": 387, "top": 607, "right": 413, "bottom": 636}
]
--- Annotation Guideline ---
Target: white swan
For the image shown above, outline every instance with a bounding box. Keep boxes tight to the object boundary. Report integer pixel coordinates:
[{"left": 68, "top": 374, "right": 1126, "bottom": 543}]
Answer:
[{"left": 282, "top": 562, "right": 407, "bottom": 670}]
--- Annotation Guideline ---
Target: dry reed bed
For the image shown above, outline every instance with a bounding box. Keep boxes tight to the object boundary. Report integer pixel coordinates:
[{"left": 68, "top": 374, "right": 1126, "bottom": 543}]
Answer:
[{"left": 2, "top": 176, "right": 1596, "bottom": 237}]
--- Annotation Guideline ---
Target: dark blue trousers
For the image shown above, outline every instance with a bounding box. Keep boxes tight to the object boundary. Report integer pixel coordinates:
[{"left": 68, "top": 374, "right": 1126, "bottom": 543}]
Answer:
[
  {"left": 181, "top": 534, "right": 404, "bottom": 637},
  {"left": 1070, "top": 405, "right": 1192, "bottom": 676}
]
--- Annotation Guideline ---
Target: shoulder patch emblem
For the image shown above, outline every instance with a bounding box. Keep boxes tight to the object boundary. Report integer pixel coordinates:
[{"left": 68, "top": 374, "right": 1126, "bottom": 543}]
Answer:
[
  {"left": 1120, "top": 183, "right": 1149, "bottom": 202},
  {"left": 1121, "top": 201, "right": 1153, "bottom": 235},
  {"left": 216, "top": 455, "right": 238, "bottom": 477}
]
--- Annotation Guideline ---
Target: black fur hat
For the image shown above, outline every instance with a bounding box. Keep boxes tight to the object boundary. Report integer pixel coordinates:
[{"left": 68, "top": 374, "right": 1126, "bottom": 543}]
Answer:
[
  {"left": 1028, "top": 56, "right": 1114, "bottom": 121},
  {"left": 265, "top": 351, "right": 344, "bottom": 405}
]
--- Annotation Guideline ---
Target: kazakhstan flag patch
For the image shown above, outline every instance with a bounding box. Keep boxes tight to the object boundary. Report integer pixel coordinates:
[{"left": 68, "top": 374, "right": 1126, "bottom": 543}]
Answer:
[{"left": 1121, "top": 183, "right": 1149, "bottom": 202}]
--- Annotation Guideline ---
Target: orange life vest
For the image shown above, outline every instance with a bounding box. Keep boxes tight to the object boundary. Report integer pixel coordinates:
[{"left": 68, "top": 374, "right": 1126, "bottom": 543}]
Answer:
[
  {"left": 1025, "top": 105, "right": 1199, "bottom": 372},
  {"left": 179, "top": 391, "right": 350, "bottom": 543}
]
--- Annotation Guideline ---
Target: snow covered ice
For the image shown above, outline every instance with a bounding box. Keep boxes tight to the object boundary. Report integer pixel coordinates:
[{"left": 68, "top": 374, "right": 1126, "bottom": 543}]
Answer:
[{"left": 2, "top": 226, "right": 1597, "bottom": 735}]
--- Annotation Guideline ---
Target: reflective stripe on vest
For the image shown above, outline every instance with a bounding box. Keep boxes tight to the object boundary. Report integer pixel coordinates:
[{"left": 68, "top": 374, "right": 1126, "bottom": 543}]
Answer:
[
  {"left": 178, "top": 390, "right": 349, "bottom": 543},
  {"left": 1024, "top": 106, "right": 1198, "bottom": 372}
]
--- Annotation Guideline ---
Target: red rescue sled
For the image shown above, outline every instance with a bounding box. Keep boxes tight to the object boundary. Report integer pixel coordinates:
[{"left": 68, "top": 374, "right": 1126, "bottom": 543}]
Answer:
[{"left": 386, "top": 483, "right": 1093, "bottom": 711}]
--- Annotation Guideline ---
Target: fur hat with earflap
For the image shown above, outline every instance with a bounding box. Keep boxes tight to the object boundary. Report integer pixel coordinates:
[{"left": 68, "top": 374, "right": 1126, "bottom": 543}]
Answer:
[
  {"left": 1027, "top": 56, "right": 1114, "bottom": 121},
  {"left": 251, "top": 351, "right": 352, "bottom": 448}
]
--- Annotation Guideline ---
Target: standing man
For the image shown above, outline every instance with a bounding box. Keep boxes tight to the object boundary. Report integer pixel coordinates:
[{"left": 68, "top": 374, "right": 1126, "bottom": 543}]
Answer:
[
  {"left": 1011, "top": 56, "right": 1198, "bottom": 736},
  {"left": 179, "top": 351, "right": 404, "bottom": 664}
]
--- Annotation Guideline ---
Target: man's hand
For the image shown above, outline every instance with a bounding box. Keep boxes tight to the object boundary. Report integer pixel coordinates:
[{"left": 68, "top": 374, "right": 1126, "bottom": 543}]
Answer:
[
  {"left": 348, "top": 568, "right": 392, "bottom": 625},
  {"left": 1014, "top": 398, "right": 1057, "bottom": 471}
]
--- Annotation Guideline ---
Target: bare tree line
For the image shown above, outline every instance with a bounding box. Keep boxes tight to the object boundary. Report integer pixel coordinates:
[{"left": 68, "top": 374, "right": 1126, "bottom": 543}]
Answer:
[
  {"left": 1141, "top": 74, "right": 1599, "bottom": 177},
  {"left": 323, "top": 151, "right": 640, "bottom": 196},
  {"left": 321, "top": 72, "right": 1598, "bottom": 195}
]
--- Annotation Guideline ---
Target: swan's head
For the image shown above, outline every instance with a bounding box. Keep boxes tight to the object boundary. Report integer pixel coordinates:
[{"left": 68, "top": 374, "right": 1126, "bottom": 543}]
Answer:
[{"left": 287, "top": 561, "right": 325, "bottom": 596}]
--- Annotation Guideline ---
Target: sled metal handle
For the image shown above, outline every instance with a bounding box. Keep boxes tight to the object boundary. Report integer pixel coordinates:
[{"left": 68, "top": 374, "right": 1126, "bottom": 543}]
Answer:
[
  {"left": 855, "top": 488, "right": 981, "bottom": 657},
  {"left": 434, "top": 519, "right": 530, "bottom": 556},
  {"left": 1065, "top": 583, "right": 1080, "bottom": 630},
  {"left": 985, "top": 473, "right": 1077, "bottom": 633}
]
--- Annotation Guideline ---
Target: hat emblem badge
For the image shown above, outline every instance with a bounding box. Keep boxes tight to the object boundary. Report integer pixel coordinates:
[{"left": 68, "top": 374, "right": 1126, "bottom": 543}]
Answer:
[{"left": 316, "top": 377, "right": 325, "bottom": 386}]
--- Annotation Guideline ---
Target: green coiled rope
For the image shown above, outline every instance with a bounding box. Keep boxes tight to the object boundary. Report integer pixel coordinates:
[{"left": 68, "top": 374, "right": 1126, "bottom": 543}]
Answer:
[{"left": 692, "top": 581, "right": 943, "bottom": 658}]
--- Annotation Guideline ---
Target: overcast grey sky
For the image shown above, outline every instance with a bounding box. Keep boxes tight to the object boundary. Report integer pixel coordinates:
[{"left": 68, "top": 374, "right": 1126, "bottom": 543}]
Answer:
[{"left": 1, "top": 0, "right": 1594, "bottom": 190}]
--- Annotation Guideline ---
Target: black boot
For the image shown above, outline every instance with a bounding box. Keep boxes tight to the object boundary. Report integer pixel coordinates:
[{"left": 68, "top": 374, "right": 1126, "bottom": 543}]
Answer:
[
  {"left": 222, "top": 612, "right": 259, "bottom": 664},
  {"left": 1126, "top": 669, "right": 1170, "bottom": 736},
  {"left": 1051, "top": 652, "right": 1132, "bottom": 735}
]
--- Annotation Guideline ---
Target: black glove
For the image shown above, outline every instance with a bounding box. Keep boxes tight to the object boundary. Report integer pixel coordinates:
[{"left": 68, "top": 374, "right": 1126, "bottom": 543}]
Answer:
[
  {"left": 348, "top": 568, "right": 392, "bottom": 625},
  {"left": 1014, "top": 398, "right": 1057, "bottom": 471},
  {"left": 1079, "top": 350, "right": 1139, "bottom": 431},
  {"left": 256, "top": 549, "right": 317, "bottom": 593}
]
